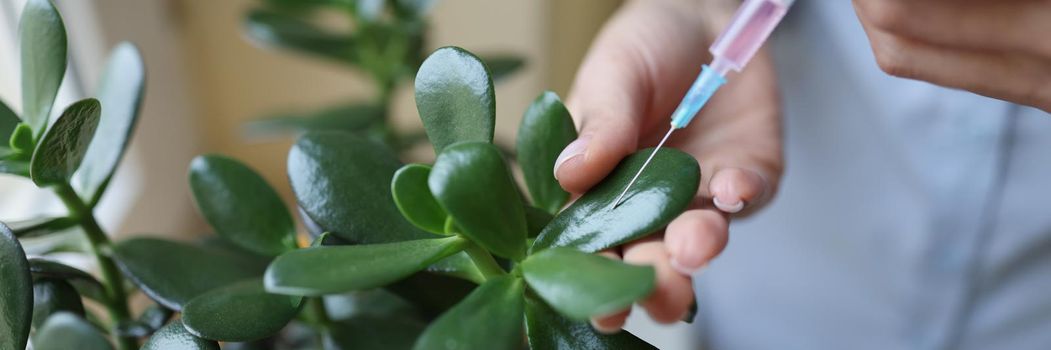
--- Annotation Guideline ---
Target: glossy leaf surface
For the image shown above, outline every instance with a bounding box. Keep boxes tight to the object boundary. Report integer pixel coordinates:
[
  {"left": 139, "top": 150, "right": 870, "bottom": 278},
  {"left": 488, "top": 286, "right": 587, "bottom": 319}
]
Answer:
[
  {"left": 142, "top": 320, "right": 220, "bottom": 350},
  {"left": 113, "top": 238, "right": 267, "bottom": 309},
  {"left": 524, "top": 294, "right": 655, "bottom": 350},
  {"left": 391, "top": 163, "right": 446, "bottom": 234},
  {"left": 19, "top": 0, "right": 67, "bottom": 135},
  {"left": 0, "top": 224, "right": 32, "bottom": 350},
  {"left": 522, "top": 248, "right": 655, "bottom": 320},
  {"left": 266, "top": 236, "right": 467, "bottom": 296},
  {"left": 30, "top": 98, "right": 102, "bottom": 186},
  {"left": 246, "top": 103, "right": 381, "bottom": 136},
  {"left": 289, "top": 131, "right": 425, "bottom": 244},
  {"left": 190, "top": 155, "right": 296, "bottom": 257},
  {"left": 322, "top": 289, "right": 417, "bottom": 321},
  {"left": 532, "top": 147, "right": 700, "bottom": 253},
  {"left": 182, "top": 279, "right": 301, "bottom": 342},
  {"left": 323, "top": 315, "right": 425, "bottom": 350},
  {"left": 414, "top": 47, "right": 495, "bottom": 152},
  {"left": 33, "top": 312, "right": 114, "bottom": 350},
  {"left": 74, "top": 43, "right": 146, "bottom": 206},
  {"left": 31, "top": 278, "right": 85, "bottom": 328},
  {"left": 517, "top": 91, "right": 576, "bottom": 213},
  {"left": 28, "top": 258, "right": 106, "bottom": 302},
  {"left": 245, "top": 9, "right": 356, "bottom": 64},
  {"left": 413, "top": 276, "right": 524, "bottom": 350},
  {"left": 429, "top": 142, "right": 527, "bottom": 260}
]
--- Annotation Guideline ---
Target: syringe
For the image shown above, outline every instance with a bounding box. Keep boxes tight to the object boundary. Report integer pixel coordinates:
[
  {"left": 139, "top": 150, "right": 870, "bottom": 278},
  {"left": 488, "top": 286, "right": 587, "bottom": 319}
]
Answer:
[{"left": 612, "top": 0, "right": 792, "bottom": 209}]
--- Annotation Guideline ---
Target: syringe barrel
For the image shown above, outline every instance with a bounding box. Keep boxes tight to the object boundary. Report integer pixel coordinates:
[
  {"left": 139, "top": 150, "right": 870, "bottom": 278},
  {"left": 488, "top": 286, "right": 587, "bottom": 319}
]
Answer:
[{"left": 708, "top": 0, "right": 789, "bottom": 74}]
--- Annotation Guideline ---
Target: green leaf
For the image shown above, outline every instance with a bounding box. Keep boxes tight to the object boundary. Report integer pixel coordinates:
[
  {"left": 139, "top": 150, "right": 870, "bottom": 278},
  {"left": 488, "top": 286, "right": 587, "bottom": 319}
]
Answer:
[
  {"left": 28, "top": 258, "right": 106, "bottom": 303},
  {"left": 8, "top": 123, "right": 35, "bottom": 156},
  {"left": 0, "top": 160, "right": 30, "bottom": 176},
  {"left": 142, "top": 320, "right": 220, "bottom": 350},
  {"left": 190, "top": 155, "right": 297, "bottom": 257},
  {"left": 244, "top": 9, "right": 357, "bottom": 64},
  {"left": 33, "top": 312, "right": 114, "bottom": 350},
  {"left": 113, "top": 238, "right": 267, "bottom": 310},
  {"left": 385, "top": 271, "right": 477, "bottom": 319},
  {"left": 430, "top": 142, "right": 528, "bottom": 260},
  {"left": 323, "top": 315, "right": 425, "bottom": 350},
  {"left": 29, "top": 98, "right": 102, "bottom": 186},
  {"left": 524, "top": 293, "right": 656, "bottom": 350},
  {"left": 31, "top": 278, "right": 85, "bottom": 328},
  {"left": 414, "top": 47, "right": 495, "bottom": 153},
  {"left": 266, "top": 236, "right": 467, "bottom": 296},
  {"left": 321, "top": 289, "right": 418, "bottom": 321},
  {"left": 0, "top": 224, "right": 32, "bottom": 350},
  {"left": 19, "top": 0, "right": 68, "bottom": 136},
  {"left": 525, "top": 206, "right": 553, "bottom": 238},
  {"left": 522, "top": 248, "right": 654, "bottom": 320},
  {"left": 9, "top": 216, "right": 76, "bottom": 238},
  {"left": 0, "top": 100, "right": 19, "bottom": 144},
  {"left": 391, "top": 163, "right": 446, "bottom": 234},
  {"left": 290, "top": 131, "right": 424, "bottom": 244},
  {"left": 531, "top": 147, "right": 700, "bottom": 253},
  {"left": 245, "top": 103, "right": 382, "bottom": 136},
  {"left": 74, "top": 42, "right": 146, "bottom": 206},
  {"left": 395, "top": 0, "right": 437, "bottom": 17},
  {"left": 482, "top": 55, "right": 525, "bottom": 82},
  {"left": 413, "top": 276, "right": 524, "bottom": 350},
  {"left": 182, "top": 279, "right": 301, "bottom": 342},
  {"left": 517, "top": 91, "right": 576, "bottom": 213}
]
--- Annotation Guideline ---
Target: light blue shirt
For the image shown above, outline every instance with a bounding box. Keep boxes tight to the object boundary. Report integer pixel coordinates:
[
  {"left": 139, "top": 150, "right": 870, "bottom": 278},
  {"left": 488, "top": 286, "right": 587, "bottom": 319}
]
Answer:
[{"left": 693, "top": 1, "right": 1051, "bottom": 349}]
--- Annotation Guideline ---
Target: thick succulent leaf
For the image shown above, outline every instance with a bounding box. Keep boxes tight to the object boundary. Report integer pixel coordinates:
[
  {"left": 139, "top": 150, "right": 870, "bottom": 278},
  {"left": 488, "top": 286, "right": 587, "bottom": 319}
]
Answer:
[
  {"left": 190, "top": 155, "right": 297, "bottom": 257},
  {"left": 385, "top": 271, "right": 477, "bottom": 319},
  {"left": 0, "top": 100, "right": 18, "bottom": 143},
  {"left": 532, "top": 147, "right": 700, "bottom": 253},
  {"left": 31, "top": 278, "right": 85, "bottom": 328},
  {"left": 19, "top": 0, "right": 67, "bottom": 135},
  {"left": 0, "top": 160, "right": 30, "bottom": 176},
  {"left": 266, "top": 236, "right": 467, "bottom": 296},
  {"left": 0, "top": 224, "right": 32, "bottom": 350},
  {"left": 9, "top": 216, "right": 76, "bottom": 238},
  {"left": 426, "top": 251, "right": 484, "bottom": 283},
  {"left": 522, "top": 248, "right": 655, "bottom": 320},
  {"left": 28, "top": 258, "right": 106, "bottom": 302},
  {"left": 245, "top": 103, "right": 382, "bottom": 136},
  {"left": 245, "top": 9, "right": 357, "bottom": 64},
  {"left": 142, "top": 320, "right": 220, "bottom": 350},
  {"left": 322, "top": 289, "right": 418, "bottom": 321},
  {"left": 482, "top": 55, "right": 525, "bottom": 82},
  {"left": 525, "top": 206, "right": 553, "bottom": 238},
  {"left": 8, "top": 123, "right": 35, "bottom": 158},
  {"left": 290, "top": 131, "right": 426, "bottom": 244},
  {"left": 524, "top": 293, "right": 656, "bottom": 350},
  {"left": 517, "top": 91, "right": 576, "bottom": 213},
  {"left": 414, "top": 47, "right": 495, "bottom": 153},
  {"left": 182, "top": 279, "right": 301, "bottom": 342},
  {"left": 30, "top": 98, "right": 102, "bottom": 186},
  {"left": 429, "top": 142, "right": 527, "bottom": 261},
  {"left": 323, "top": 315, "right": 426, "bottom": 350},
  {"left": 391, "top": 164, "right": 447, "bottom": 234},
  {"left": 33, "top": 312, "right": 114, "bottom": 350},
  {"left": 113, "top": 238, "right": 267, "bottom": 310},
  {"left": 413, "top": 276, "right": 524, "bottom": 350},
  {"left": 74, "top": 43, "right": 146, "bottom": 206}
]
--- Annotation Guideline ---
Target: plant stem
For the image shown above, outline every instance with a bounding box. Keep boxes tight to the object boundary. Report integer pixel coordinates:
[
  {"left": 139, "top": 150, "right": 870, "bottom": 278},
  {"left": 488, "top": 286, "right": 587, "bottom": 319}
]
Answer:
[
  {"left": 463, "top": 242, "right": 505, "bottom": 279},
  {"left": 53, "top": 184, "right": 136, "bottom": 350},
  {"left": 308, "top": 297, "right": 331, "bottom": 327}
]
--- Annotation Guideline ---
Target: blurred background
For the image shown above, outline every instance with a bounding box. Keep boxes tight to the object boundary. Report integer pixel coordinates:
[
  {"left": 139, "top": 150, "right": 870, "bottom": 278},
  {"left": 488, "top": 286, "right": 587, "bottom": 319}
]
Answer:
[{"left": 0, "top": 0, "right": 696, "bottom": 348}]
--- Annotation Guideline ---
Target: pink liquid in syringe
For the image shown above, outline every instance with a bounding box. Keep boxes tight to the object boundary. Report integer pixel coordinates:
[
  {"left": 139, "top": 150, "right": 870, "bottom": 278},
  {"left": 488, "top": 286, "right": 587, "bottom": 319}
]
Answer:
[{"left": 709, "top": 0, "right": 788, "bottom": 73}]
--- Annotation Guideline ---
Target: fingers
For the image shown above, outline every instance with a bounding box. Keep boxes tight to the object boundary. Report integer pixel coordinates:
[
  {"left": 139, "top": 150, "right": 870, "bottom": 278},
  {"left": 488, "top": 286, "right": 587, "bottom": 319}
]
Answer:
[
  {"left": 664, "top": 209, "right": 729, "bottom": 275},
  {"left": 623, "top": 238, "right": 695, "bottom": 324},
  {"left": 852, "top": 0, "right": 1051, "bottom": 58},
  {"left": 858, "top": 13, "right": 1051, "bottom": 112},
  {"left": 709, "top": 167, "right": 769, "bottom": 214}
]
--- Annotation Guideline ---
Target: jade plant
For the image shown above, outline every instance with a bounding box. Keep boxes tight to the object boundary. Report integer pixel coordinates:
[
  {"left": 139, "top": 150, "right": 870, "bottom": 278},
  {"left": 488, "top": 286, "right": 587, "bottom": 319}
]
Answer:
[
  {"left": 262, "top": 47, "right": 702, "bottom": 349},
  {"left": 242, "top": 0, "right": 523, "bottom": 152}
]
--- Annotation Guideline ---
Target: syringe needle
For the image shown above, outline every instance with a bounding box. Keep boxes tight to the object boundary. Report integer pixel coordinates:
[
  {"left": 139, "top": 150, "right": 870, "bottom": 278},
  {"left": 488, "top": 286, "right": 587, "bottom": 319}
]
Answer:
[{"left": 610, "top": 127, "right": 676, "bottom": 209}]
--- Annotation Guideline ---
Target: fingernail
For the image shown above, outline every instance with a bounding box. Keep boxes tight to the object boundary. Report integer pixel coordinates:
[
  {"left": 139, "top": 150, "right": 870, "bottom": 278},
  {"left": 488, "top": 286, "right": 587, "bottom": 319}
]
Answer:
[
  {"left": 713, "top": 196, "right": 744, "bottom": 213},
  {"left": 553, "top": 136, "right": 591, "bottom": 180},
  {"left": 671, "top": 258, "right": 708, "bottom": 277},
  {"left": 589, "top": 319, "right": 622, "bottom": 334}
]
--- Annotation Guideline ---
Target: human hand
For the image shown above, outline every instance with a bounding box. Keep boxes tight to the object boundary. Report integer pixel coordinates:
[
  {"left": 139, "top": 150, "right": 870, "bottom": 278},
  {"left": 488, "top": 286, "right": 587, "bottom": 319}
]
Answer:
[
  {"left": 552, "top": 0, "right": 783, "bottom": 331},
  {"left": 853, "top": 0, "right": 1051, "bottom": 112}
]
